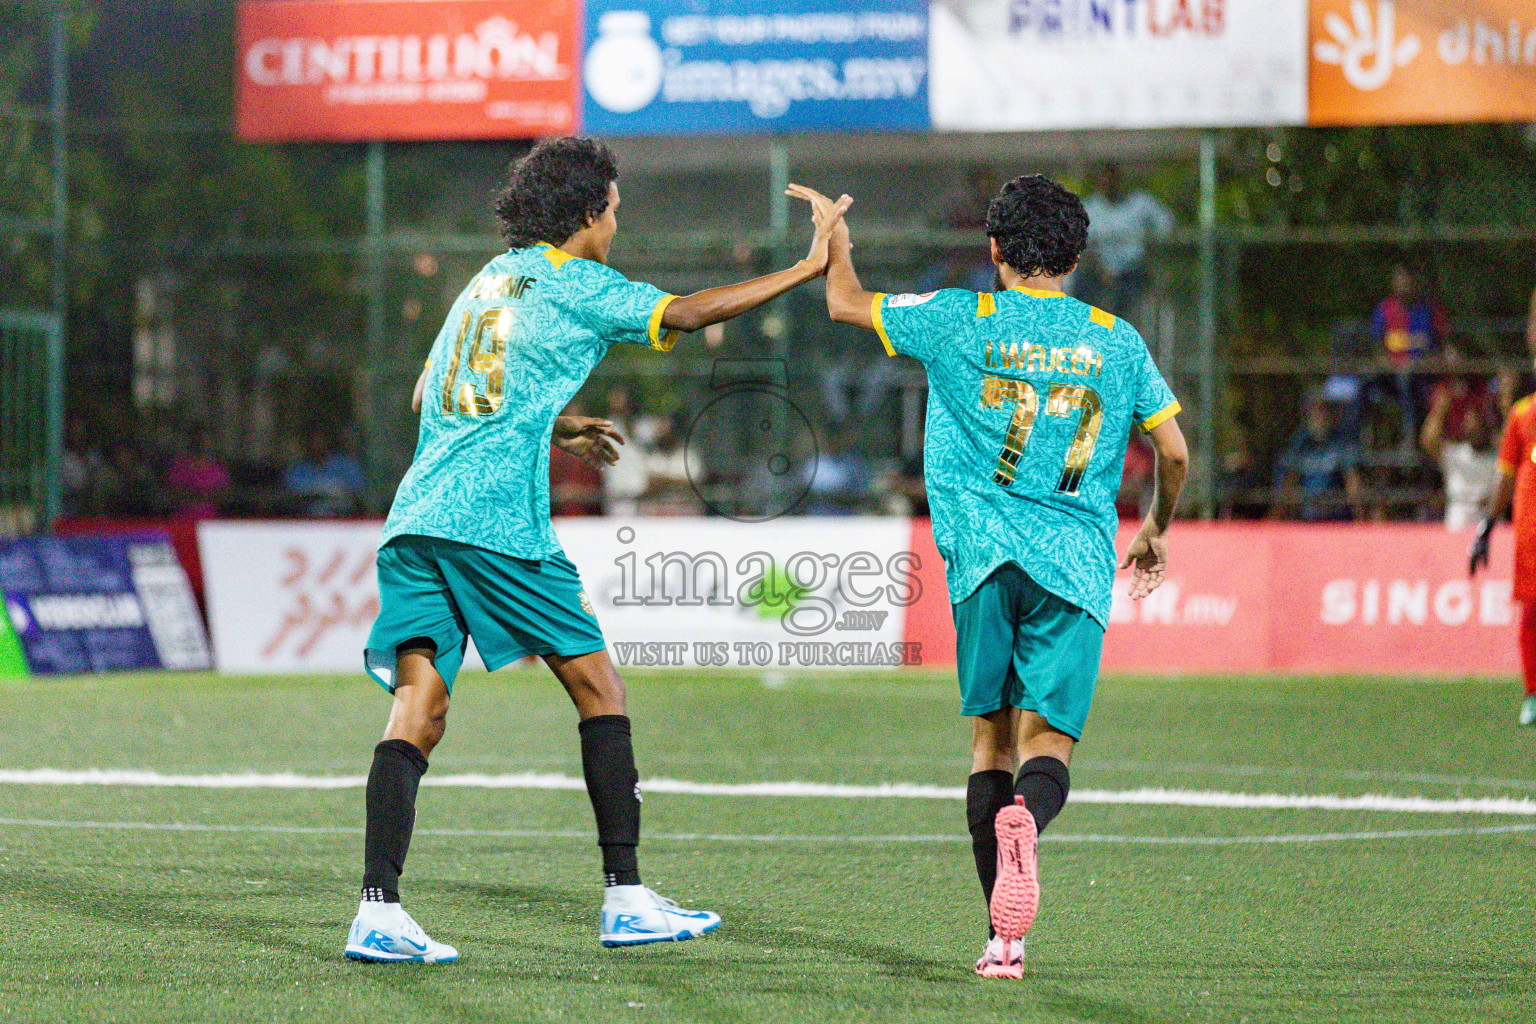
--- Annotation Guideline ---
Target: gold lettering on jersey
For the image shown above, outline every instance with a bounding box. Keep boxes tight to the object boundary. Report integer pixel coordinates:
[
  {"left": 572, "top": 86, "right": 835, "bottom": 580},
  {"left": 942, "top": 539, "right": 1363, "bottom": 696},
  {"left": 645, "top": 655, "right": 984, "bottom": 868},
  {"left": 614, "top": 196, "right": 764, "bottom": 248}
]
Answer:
[
  {"left": 441, "top": 306, "right": 513, "bottom": 416},
  {"left": 1046, "top": 384, "right": 1105, "bottom": 495},
  {"left": 980, "top": 375, "right": 1041, "bottom": 486},
  {"left": 985, "top": 339, "right": 1101, "bottom": 377},
  {"left": 467, "top": 274, "right": 537, "bottom": 301}
]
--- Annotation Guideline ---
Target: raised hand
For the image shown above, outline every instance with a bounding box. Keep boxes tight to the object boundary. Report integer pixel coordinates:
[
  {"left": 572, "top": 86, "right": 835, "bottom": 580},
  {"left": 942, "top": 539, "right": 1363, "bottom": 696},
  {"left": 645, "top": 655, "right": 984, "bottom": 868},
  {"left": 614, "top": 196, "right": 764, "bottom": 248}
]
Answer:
[
  {"left": 785, "top": 184, "right": 853, "bottom": 275},
  {"left": 553, "top": 416, "right": 625, "bottom": 470},
  {"left": 1117, "top": 527, "right": 1168, "bottom": 601}
]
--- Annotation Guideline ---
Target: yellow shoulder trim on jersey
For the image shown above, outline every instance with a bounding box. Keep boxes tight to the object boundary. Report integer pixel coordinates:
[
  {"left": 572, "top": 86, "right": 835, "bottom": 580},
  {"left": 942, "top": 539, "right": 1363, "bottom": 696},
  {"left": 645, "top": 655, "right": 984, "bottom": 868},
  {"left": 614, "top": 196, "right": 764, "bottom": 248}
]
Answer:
[
  {"left": 1011, "top": 286, "right": 1067, "bottom": 299},
  {"left": 871, "top": 293, "right": 895, "bottom": 356},
  {"left": 1498, "top": 459, "right": 1517, "bottom": 476},
  {"left": 1140, "top": 401, "right": 1181, "bottom": 433},
  {"left": 1089, "top": 306, "right": 1116, "bottom": 330},
  {"left": 649, "top": 295, "right": 680, "bottom": 352},
  {"left": 538, "top": 241, "right": 575, "bottom": 268},
  {"left": 1512, "top": 395, "right": 1534, "bottom": 418},
  {"left": 977, "top": 292, "right": 996, "bottom": 317}
]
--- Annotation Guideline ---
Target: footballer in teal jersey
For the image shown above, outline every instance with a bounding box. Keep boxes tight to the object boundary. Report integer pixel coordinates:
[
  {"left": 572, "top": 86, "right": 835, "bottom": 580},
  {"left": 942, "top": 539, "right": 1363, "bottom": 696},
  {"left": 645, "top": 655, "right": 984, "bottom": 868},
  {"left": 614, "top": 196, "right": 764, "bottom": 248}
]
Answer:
[
  {"left": 345, "top": 137, "right": 851, "bottom": 964},
  {"left": 805, "top": 175, "right": 1188, "bottom": 976}
]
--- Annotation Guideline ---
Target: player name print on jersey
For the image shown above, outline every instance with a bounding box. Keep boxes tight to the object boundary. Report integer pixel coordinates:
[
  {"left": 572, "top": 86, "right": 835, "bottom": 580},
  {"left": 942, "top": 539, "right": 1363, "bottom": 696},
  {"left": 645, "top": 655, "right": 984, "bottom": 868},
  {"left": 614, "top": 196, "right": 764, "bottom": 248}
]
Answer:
[{"left": 985, "top": 339, "right": 1103, "bottom": 378}]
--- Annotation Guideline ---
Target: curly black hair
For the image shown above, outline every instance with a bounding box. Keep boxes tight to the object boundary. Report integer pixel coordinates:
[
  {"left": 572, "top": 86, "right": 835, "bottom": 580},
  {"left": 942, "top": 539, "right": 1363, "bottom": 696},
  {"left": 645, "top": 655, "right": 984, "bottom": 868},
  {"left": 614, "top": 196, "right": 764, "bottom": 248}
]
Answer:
[
  {"left": 494, "top": 136, "right": 618, "bottom": 249},
  {"left": 985, "top": 174, "right": 1090, "bottom": 278}
]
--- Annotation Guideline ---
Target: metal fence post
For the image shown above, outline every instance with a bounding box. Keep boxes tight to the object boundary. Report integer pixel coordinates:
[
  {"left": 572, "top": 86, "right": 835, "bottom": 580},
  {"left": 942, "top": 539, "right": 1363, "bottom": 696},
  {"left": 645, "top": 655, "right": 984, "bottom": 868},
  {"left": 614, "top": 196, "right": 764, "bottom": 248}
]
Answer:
[
  {"left": 363, "top": 140, "right": 387, "bottom": 512},
  {"left": 1197, "top": 131, "right": 1218, "bottom": 520}
]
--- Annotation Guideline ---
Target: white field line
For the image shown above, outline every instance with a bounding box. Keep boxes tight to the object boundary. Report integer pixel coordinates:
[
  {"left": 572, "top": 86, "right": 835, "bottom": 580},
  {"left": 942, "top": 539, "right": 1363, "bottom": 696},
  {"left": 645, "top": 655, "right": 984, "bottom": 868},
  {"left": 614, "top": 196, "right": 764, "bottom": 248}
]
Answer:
[
  {"left": 3, "top": 769, "right": 1536, "bottom": 816},
  {"left": 0, "top": 816, "right": 1533, "bottom": 846}
]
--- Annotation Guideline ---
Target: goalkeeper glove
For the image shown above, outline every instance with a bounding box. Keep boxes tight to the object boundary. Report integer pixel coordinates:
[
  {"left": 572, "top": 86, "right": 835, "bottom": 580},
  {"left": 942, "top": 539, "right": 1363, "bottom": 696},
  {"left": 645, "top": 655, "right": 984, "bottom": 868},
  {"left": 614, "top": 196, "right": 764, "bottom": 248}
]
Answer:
[{"left": 1469, "top": 517, "right": 1495, "bottom": 576}]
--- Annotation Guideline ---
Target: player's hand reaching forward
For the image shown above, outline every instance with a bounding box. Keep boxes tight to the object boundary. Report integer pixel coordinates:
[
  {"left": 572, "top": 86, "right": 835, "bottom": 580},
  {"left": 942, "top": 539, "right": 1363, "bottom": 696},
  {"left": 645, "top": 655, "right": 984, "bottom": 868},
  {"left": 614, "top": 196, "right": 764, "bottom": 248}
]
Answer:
[
  {"left": 785, "top": 184, "right": 853, "bottom": 276},
  {"left": 1118, "top": 527, "right": 1168, "bottom": 601},
  {"left": 553, "top": 416, "right": 625, "bottom": 470}
]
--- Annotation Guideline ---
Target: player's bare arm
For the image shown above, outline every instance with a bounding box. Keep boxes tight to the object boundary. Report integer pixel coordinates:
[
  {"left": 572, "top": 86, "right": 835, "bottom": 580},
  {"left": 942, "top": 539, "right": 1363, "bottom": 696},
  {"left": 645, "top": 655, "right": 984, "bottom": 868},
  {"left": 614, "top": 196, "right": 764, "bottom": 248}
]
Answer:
[
  {"left": 556, "top": 178, "right": 850, "bottom": 335},
  {"left": 660, "top": 188, "right": 852, "bottom": 331},
  {"left": 1119, "top": 416, "right": 1188, "bottom": 600},
  {"left": 793, "top": 185, "right": 881, "bottom": 330}
]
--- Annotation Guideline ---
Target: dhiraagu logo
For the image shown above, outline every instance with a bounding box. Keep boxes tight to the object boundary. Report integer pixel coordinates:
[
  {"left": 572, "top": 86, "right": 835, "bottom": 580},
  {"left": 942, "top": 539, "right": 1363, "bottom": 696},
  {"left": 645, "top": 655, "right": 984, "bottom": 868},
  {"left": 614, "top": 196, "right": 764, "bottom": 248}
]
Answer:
[{"left": 1313, "top": 1, "right": 1422, "bottom": 91}]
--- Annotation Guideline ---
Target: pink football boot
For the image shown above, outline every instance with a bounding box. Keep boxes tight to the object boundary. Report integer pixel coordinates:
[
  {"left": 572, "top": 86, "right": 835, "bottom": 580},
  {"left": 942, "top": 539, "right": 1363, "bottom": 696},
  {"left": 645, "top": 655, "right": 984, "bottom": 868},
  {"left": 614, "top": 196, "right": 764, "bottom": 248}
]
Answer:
[{"left": 984, "top": 796, "right": 1039, "bottom": 977}]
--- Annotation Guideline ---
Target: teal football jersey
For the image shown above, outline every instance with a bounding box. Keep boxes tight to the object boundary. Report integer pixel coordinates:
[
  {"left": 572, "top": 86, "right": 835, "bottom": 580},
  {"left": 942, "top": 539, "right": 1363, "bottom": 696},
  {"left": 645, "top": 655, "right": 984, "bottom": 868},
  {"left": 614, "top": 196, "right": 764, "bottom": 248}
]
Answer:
[
  {"left": 874, "top": 286, "right": 1179, "bottom": 626},
  {"left": 383, "top": 242, "right": 678, "bottom": 560}
]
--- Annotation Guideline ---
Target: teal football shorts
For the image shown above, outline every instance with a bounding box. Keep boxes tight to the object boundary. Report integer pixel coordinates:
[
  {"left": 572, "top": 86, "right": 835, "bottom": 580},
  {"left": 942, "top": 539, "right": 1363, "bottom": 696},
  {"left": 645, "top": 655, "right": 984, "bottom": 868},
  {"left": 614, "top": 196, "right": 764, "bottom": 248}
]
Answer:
[
  {"left": 951, "top": 561, "right": 1105, "bottom": 739},
  {"left": 364, "top": 534, "right": 606, "bottom": 693}
]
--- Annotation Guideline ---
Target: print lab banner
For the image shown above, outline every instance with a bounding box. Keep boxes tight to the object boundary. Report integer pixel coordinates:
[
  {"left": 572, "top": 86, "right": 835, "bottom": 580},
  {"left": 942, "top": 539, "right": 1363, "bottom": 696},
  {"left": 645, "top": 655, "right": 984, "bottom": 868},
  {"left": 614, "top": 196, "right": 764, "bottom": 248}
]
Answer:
[
  {"left": 1310, "top": 0, "right": 1536, "bottom": 125},
  {"left": 904, "top": 522, "right": 1522, "bottom": 676},
  {"left": 929, "top": 0, "right": 1309, "bottom": 130},
  {"left": 198, "top": 518, "right": 915, "bottom": 674},
  {"left": 235, "top": 0, "right": 579, "bottom": 142},
  {"left": 581, "top": 0, "right": 930, "bottom": 135},
  {"left": 0, "top": 533, "right": 211, "bottom": 675}
]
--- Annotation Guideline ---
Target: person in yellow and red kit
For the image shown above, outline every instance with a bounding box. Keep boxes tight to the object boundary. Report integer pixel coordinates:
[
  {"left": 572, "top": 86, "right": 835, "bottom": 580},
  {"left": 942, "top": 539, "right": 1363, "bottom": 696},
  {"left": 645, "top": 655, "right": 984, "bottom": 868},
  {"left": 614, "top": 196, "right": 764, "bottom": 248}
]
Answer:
[{"left": 1470, "top": 392, "right": 1536, "bottom": 727}]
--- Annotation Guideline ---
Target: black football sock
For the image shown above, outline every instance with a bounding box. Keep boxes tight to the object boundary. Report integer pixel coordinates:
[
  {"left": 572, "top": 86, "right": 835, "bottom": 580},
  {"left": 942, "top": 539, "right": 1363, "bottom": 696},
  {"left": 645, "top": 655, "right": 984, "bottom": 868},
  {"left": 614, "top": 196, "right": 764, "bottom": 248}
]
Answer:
[
  {"left": 579, "top": 715, "right": 642, "bottom": 888},
  {"left": 361, "top": 739, "right": 429, "bottom": 903},
  {"left": 1014, "top": 755, "right": 1071, "bottom": 834},
  {"left": 967, "top": 769, "right": 1014, "bottom": 939}
]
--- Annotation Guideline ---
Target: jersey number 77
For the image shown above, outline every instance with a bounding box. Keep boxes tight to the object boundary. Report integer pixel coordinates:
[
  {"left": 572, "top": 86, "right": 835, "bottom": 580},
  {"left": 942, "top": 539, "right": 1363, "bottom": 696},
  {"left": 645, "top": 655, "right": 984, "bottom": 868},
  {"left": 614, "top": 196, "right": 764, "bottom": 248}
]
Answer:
[{"left": 981, "top": 376, "right": 1105, "bottom": 495}]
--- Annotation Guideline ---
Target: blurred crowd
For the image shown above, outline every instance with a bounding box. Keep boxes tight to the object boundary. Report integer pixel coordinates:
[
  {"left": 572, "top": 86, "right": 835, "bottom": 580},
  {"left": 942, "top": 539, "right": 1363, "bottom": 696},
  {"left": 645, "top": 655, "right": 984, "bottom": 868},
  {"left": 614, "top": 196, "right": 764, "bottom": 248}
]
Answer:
[
  {"left": 61, "top": 415, "right": 366, "bottom": 522},
  {"left": 56, "top": 165, "right": 1527, "bottom": 527}
]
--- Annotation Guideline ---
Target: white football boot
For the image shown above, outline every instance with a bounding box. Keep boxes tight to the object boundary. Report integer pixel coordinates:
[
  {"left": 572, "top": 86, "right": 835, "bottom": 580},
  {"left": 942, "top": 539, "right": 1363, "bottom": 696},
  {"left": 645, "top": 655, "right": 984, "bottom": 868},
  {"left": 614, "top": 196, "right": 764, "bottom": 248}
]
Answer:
[
  {"left": 1520, "top": 695, "right": 1536, "bottom": 727},
  {"left": 600, "top": 886, "right": 721, "bottom": 947},
  {"left": 975, "top": 935, "right": 1026, "bottom": 978},
  {"left": 345, "top": 900, "right": 459, "bottom": 963}
]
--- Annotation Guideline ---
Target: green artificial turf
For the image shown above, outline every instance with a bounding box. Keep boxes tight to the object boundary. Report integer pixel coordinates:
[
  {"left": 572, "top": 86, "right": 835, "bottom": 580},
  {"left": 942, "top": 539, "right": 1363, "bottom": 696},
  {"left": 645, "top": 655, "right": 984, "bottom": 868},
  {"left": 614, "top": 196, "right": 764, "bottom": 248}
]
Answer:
[{"left": 1, "top": 668, "right": 1533, "bottom": 1023}]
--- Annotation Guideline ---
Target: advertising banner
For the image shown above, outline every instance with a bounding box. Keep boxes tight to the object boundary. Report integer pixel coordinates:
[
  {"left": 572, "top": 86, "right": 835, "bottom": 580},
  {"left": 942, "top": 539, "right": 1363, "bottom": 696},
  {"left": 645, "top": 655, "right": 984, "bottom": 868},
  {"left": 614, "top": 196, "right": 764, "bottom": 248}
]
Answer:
[
  {"left": 929, "top": 0, "right": 1309, "bottom": 131},
  {"left": 581, "top": 0, "right": 930, "bottom": 135},
  {"left": 199, "top": 520, "right": 388, "bottom": 674},
  {"left": 199, "top": 518, "right": 917, "bottom": 674},
  {"left": 1309, "top": 0, "right": 1536, "bottom": 125},
  {"left": 904, "top": 521, "right": 1522, "bottom": 676},
  {"left": 235, "top": 0, "right": 580, "bottom": 142},
  {"left": 0, "top": 533, "right": 212, "bottom": 675}
]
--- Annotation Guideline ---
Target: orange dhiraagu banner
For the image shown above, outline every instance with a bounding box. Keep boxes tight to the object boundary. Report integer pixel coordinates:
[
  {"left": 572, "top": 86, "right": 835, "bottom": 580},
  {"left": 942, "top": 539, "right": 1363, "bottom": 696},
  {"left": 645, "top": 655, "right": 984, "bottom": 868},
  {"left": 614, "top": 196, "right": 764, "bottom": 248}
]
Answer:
[
  {"left": 904, "top": 522, "right": 1523, "bottom": 676},
  {"left": 235, "top": 0, "right": 578, "bottom": 142},
  {"left": 1310, "top": 0, "right": 1536, "bottom": 125}
]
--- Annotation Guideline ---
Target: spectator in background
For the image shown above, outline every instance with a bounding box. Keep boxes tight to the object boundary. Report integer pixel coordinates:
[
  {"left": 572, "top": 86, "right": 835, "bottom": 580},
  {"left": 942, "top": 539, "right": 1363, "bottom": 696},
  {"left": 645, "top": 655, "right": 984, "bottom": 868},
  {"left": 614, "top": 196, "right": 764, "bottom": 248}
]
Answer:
[
  {"left": 283, "top": 425, "right": 364, "bottom": 517},
  {"left": 639, "top": 411, "right": 701, "bottom": 516},
  {"left": 801, "top": 427, "right": 870, "bottom": 516},
  {"left": 1369, "top": 263, "right": 1451, "bottom": 453},
  {"left": 60, "top": 416, "right": 108, "bottom": 517},
  {"left": 1272, "top": 395, "right": 1363, "bottom": 522},
  {"left": 164, "top": 422, "right": 230, "bottom": 521},
  {"left": 882, "top": 422, "right": 929, "bottom": 517},
  {"left": 1075, "top": 164, "right": 1173, "bottom": 318},
  {"left": 601, "top": 385, "right": 652, "bottom": 515},
  {"left": 1421, "top": 377, "right": 1499, "bottom": 530},
  {"left": 1372, "top": 263, "right": 1449, "bottom": 366},
  {"left": 100, "top": 440, "right": 160, "bottom": 517}
]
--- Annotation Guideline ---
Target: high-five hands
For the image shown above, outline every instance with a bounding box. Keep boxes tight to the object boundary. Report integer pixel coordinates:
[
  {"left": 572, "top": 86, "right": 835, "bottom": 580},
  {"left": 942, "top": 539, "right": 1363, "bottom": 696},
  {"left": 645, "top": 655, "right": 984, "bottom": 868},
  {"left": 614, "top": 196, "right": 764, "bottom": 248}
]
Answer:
[
  {"left": 553, "top": 416, "right": 625, "bottom": 470},
  {"left": 1118, "top": 527, "right": 1168, "bottom": 601},
  {"left": 785, "top": 184, "right": 853, "bottom": 275}
]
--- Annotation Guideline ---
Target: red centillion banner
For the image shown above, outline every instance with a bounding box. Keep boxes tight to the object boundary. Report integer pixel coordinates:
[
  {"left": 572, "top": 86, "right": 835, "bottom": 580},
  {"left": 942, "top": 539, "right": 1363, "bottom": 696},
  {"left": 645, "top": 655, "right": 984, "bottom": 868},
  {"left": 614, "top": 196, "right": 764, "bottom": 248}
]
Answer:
[
  {"left": 235, "top": 0, "right": 579, "bottom": 142},
  {"left": 903, "top": 522, "right": 1522, "bottom": 676}
]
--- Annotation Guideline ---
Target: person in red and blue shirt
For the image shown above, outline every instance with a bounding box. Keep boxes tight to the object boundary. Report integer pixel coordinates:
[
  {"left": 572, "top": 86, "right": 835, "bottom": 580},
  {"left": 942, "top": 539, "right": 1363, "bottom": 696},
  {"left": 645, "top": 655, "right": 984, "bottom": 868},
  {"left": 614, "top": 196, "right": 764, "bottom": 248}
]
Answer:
[{"left": 1371, "top": 263, "right": 1449, "bottom": 365}]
